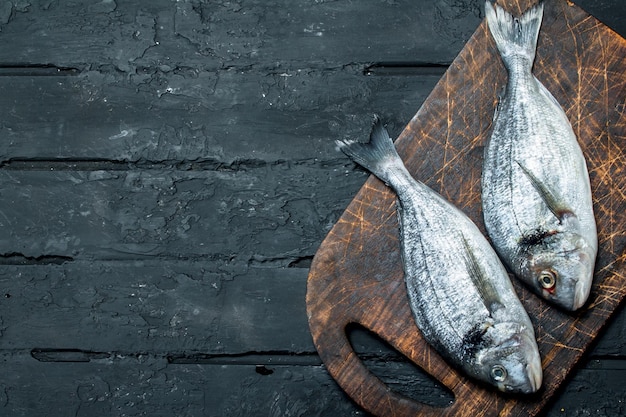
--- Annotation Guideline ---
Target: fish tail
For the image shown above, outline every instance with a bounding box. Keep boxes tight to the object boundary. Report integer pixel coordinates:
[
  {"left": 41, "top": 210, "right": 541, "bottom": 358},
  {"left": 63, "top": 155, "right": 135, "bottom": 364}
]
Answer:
[
  {"left": 485, "top": 1, "right": 543, "bottom": 68},
  {"left": 336, "top": 116, "right": 407, "bottom": 188}
]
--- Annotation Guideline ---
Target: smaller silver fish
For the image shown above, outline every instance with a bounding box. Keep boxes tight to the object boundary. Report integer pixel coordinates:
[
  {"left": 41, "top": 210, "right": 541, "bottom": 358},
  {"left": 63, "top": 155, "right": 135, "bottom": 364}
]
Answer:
[
  {"left": 338, "top": 117, "right": 542, "bottom": 393},
  {"left": 482, "top": 1, "right": 598, "bottom": 311}
]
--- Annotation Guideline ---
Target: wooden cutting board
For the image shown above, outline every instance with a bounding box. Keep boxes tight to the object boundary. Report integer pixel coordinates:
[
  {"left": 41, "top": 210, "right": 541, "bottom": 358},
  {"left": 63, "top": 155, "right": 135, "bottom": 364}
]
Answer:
[{"left": 306, "top": 0, "right": 626, "bottom": 416}]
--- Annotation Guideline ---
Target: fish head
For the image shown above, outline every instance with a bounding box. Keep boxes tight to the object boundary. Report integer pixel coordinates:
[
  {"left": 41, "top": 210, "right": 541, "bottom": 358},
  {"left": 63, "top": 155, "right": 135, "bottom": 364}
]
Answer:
[
  {"left": 471, "top": 322, "right": 542, "bottom": 394},
  {"left": 520, "top": 231, "right": 595, "bottom": 311}
]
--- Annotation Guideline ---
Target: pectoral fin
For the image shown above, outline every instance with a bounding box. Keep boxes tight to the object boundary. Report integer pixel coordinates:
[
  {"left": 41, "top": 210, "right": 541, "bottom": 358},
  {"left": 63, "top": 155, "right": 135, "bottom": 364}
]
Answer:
[
  {"left": 461, "top": 236, "right": 504, "bottom": 314},
  {"left": 515, "top": 160, "right": 573, "bottom": 222}
]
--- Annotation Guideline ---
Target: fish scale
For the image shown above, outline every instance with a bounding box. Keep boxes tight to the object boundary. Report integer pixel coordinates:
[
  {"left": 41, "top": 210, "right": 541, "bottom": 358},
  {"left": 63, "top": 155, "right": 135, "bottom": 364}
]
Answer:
[
  {"left": 337, "top": 116, "right": 542, "bottom": 394},
  {"left": 482, "top": 1, "right": 597, "bottom": 311}
]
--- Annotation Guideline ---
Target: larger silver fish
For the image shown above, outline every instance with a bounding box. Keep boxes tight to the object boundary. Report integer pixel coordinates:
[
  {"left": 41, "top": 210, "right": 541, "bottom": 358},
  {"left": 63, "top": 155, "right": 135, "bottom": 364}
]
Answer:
[
  {"left": 482, "top": 2, "right": 598, "bottom": 311},
  {"left": 337, "top": 118, "right": 542, "bottom": 394}
]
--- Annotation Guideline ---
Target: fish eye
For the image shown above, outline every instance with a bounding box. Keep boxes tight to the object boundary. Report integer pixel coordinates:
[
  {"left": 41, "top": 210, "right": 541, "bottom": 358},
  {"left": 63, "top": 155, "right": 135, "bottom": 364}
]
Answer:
[
  {"left": 538, "top": 270, "right": 557, "bottom": 290},
  {"left": 490, "top": 365, "right": 507, "bottom": 382}
]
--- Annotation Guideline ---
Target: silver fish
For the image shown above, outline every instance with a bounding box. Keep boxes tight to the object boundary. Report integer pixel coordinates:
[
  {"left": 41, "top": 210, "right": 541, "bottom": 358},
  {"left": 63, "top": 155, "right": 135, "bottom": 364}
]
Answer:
[
  {"left": 337, "top": 118, "right": 542, "bottom": 393},
  {"left": 482, "top": 2, "right": 598, "bottom": 311}
]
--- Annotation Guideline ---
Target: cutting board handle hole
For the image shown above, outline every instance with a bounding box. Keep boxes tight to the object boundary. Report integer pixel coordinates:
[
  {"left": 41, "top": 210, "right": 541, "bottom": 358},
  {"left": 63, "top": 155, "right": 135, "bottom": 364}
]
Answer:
[{"left": 346, "top": 323, "right": 455, "bottom": 408}]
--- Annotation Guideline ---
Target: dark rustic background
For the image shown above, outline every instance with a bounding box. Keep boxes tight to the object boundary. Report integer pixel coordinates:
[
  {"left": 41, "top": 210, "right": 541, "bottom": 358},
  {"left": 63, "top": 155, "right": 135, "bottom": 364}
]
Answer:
[{"left": 0, "top": 1, "right": 623, "bottom": 416}]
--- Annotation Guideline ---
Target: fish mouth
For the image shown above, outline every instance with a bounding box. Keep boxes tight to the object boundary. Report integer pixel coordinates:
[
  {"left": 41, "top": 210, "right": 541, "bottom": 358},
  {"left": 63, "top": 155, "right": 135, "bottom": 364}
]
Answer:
[
  {"left": 508, "top": 332, "right": 542, "bottom": 394},
  {"left": 526, "top": 358, "right": 543, "bottom": 393},
  {"left": 572, "top": 279, "right": 591, "bottom": 310}
]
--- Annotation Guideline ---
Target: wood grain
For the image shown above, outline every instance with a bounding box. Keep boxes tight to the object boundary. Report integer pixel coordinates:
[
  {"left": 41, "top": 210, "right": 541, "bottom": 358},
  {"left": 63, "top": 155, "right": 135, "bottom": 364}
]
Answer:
[
  {"left": 306, "top": 0, "right": 626, "bottom": 416},
  {"left": 0, "top": 0, "right": 478, "bottom": 70},
  {"left": 0, "top": 0, "right": 624, "bottom": 415}
]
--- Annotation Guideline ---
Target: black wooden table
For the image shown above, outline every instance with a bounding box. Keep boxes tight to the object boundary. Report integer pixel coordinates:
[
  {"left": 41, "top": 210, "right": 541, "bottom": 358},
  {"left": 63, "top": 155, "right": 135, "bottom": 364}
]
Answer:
[{"left": 0, "top": 1, "right": 623, "bottom": 416}]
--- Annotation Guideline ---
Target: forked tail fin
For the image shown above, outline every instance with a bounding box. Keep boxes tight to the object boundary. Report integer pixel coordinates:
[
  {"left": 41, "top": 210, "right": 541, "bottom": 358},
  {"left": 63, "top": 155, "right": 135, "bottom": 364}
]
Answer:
[
  {"left": 336, "top": 116, "right": 406, "bottom": 187},
  {"left": 485, "top": 1, "right": 543, "bottom": 68}
]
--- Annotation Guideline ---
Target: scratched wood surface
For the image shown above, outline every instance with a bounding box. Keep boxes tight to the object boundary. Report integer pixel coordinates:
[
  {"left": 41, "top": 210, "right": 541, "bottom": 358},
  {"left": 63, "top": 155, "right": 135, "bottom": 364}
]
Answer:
[
  {"left": 0, "top": 0, "right": 624, "bottom": 416},
  {"left": 307, "top": 0, "right": 626, "bottom": 416}
]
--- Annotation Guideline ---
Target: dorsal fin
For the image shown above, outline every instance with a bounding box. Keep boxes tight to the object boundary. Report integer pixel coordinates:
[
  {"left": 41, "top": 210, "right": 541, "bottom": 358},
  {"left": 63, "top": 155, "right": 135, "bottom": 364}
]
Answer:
[
  {"left": 461, "top": 235, "right": 504, "bottom": 314},
  {"left": 515, "top": 160, "right": 573, "bottom": 222}
]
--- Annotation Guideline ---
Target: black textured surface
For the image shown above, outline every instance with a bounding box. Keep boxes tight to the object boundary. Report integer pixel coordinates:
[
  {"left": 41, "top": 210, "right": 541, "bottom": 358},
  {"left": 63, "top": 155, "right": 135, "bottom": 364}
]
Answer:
[{"left": 0, "top": 1, "right": 624, "bottom": 416}]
